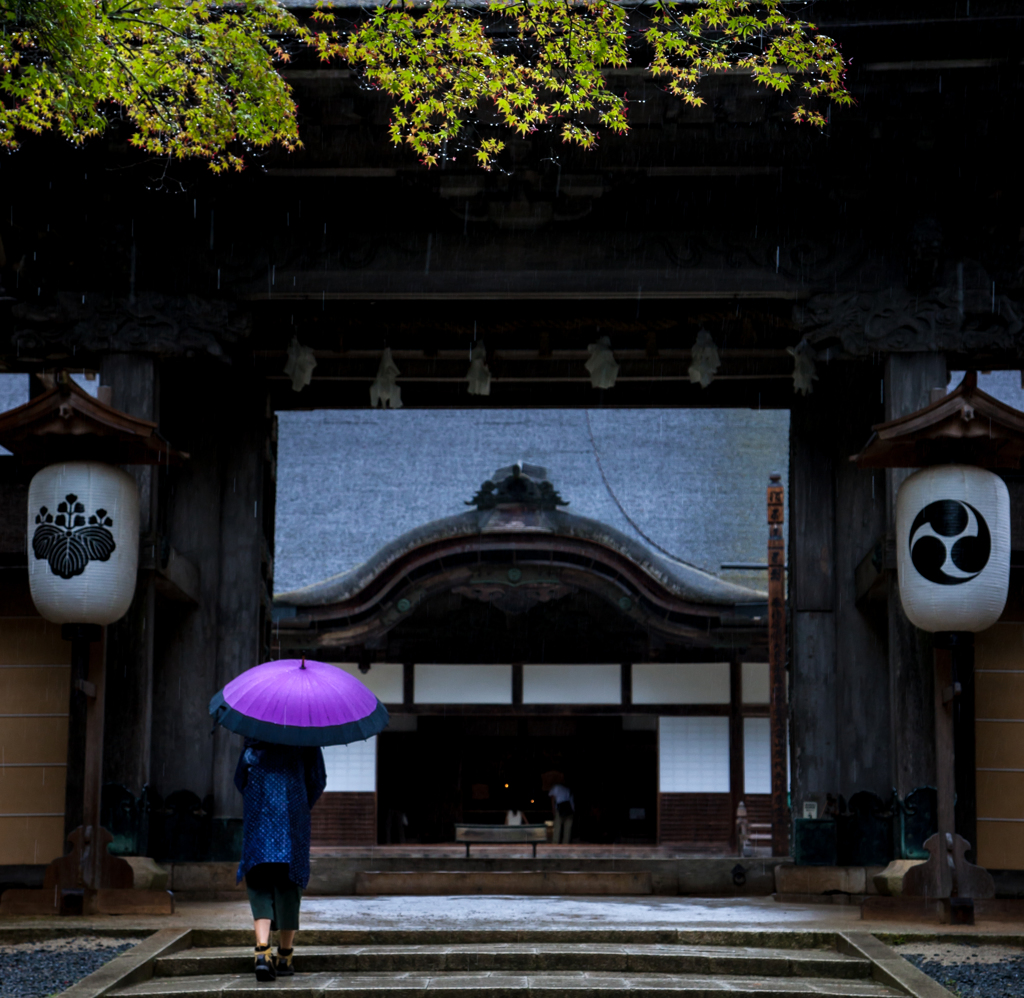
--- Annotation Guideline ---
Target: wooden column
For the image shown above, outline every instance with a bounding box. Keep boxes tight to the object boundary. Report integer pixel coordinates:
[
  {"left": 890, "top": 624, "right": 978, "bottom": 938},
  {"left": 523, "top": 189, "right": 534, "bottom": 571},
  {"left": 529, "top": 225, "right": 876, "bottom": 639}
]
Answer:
[
  {"left": 58, "top": 624, "right": 113, "bottom": 888},
  {"left": 884, "top": 353, "right": 946, "bottom": 797},
  {"left": 904, "top": 630, "right": 993, "bottom": 904},
  {"left": 101, "top": 353, "right": 158, "bottom": 796},
  {"left": 788, "top": 397, "right": 837, "bottom": 822},
  {"left": 211, "top": 385, "right": 269, "bottom": 821},
  {"left": 936, "top": 632, "right": 978, "bottom": 858},
  {"left": 62, "top": 624, "right": 102, "bottom": 843},
  {"left": 933, "top": 639, "right": 956, "bottom": 844},
  {"left": 952, "top": 635, "right": 977, "bottom": 857},
  {"left": 728, "top": 661, "right": 743, "bottom": 854},
  {"left": 767, "top": 474, "right": 789, "bottom": 856},
  {"left": 81, "top": 629, "right": 107, "bottom": 889}
]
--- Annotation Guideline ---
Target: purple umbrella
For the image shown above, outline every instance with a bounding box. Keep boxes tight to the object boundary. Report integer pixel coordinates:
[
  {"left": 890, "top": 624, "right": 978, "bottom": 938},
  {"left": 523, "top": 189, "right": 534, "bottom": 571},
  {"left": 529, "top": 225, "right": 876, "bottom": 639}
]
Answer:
[{"left": 209, "top": 658, "right": 389, "bottom": 746}]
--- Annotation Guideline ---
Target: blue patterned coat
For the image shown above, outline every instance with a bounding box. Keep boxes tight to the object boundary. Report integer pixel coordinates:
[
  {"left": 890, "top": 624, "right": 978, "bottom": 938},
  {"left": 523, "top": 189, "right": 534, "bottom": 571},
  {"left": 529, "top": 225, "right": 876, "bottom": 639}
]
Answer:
[{"left": 234, "top": 740, "right": 326, "bottom": 888}]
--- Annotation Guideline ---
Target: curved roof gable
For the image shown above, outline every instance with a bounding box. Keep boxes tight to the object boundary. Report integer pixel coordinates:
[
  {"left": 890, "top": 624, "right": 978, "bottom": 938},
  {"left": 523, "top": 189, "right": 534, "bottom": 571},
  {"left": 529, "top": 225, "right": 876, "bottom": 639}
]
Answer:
[
  {"left": 277, "top": 504, "right": 766, "bottom": 610},
  {"left": 273, "top": 464, "right": 767, "bottom": 656}
]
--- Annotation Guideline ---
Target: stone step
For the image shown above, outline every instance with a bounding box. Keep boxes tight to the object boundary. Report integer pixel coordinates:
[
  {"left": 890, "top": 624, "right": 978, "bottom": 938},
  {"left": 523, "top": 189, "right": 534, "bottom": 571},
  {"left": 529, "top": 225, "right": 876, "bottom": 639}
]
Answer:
[
  {"left": 184, "top": 931, "right": 840, "bottom": 948},
  {"left": 154, "top": 945, "right": 871, "bottom": 980},
  {"left": 353, "top": 872, "right": 653, "bottom": 895},
  {"left": 114, "top": 970, "right": 903, "bottom": 998}
]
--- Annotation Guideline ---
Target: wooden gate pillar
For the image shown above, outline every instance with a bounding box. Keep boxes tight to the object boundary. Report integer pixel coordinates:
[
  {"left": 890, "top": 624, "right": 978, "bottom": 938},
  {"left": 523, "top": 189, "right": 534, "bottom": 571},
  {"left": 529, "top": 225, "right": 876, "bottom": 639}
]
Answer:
[{"left": 767, "top": 473, "right": 790, "bottom": 856}]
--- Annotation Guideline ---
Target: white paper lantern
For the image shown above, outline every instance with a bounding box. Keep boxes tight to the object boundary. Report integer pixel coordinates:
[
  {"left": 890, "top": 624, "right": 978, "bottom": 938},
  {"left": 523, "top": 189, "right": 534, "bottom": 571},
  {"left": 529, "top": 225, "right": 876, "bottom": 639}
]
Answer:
[
  {"left": 896, "top": 464, "right": 1010, "bottom": 633},
  {"left": 28, "top": 461, "right": 140, "bottom": 625}
]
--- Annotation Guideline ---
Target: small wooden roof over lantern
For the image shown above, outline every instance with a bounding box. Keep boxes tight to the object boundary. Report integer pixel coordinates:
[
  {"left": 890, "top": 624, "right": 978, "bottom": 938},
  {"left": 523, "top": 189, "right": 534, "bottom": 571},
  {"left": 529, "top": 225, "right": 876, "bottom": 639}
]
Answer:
[
  {"left": 852, "top": 372, "right": 1024, "bottom": 469},
  {"left": 0, "top": 372, "right": 187, "bottom": 465}
]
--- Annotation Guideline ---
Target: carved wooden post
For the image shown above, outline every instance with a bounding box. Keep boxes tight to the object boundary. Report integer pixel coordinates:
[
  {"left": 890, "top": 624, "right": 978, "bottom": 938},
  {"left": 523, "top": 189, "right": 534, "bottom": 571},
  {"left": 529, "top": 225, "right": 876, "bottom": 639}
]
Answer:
[{"left": 768, "top": 473, "right": 789, "bottom": 856}]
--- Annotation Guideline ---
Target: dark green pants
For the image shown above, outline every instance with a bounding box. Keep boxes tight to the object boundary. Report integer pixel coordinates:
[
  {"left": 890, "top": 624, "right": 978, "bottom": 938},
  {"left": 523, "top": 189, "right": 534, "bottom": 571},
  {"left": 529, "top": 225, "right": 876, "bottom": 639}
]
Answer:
[{"left": 245, "top": 863, "right": 302, "bottom": 931}]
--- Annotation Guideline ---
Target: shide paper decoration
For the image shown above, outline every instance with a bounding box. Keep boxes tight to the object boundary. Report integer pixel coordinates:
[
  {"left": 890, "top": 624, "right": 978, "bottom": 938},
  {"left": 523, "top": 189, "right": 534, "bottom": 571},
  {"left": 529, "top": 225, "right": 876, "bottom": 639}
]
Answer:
[
  {"left": 466, "top": 342, "right": 492, "bottom": 396},
  {"left": 688, "top": 330, "right": 720, "bottom": 388},
  {"left": 370, "top": 348, "right": 403, "bottom": 409},
  {"left": 284, "top": 336, "right": 317, "bottom": 392},
  {"left": 586, "top": 336, "right": 619, "bottom": 390},
  {"left": 896, "top": 464, "right": 1010, "bottom": 633},
  {"left": 28, "top": 461, "right": 140, "bottom": 625},
  {"left": 788, "top": 341, "right": 818, "bottom": 395}
]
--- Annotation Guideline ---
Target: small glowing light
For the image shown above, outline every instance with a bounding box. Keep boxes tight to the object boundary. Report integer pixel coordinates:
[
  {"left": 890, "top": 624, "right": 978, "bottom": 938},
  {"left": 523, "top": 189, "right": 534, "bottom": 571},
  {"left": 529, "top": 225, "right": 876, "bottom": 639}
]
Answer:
[{"left": 504, "top": 783, "right": 509, "bottom": 788}]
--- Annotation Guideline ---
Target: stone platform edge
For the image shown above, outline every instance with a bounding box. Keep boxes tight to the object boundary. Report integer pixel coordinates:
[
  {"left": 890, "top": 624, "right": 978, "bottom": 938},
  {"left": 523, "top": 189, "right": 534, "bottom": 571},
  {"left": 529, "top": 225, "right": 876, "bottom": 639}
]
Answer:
[
  {"left": 353, "top": 870, "right": 653, "bottom": 895},
  {"left": 168, "top": 856, "right": 787, "bottom": 898},
  {"left": 862, "top": 896, "right": 1024, "bottom": 923},
  {"left": 58, "top": 929, "right": 192, "bottom": 998},
  {"left": 839, "top": 931, "right": 956, "bottom": 998}
]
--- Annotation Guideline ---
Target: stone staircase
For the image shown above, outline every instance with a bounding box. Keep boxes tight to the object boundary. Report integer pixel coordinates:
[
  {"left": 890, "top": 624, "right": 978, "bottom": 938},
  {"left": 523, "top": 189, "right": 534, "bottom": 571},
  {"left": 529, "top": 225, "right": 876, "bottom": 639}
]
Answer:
[{"left": 103, "top": 929, "right": 942, "bottom": 998}]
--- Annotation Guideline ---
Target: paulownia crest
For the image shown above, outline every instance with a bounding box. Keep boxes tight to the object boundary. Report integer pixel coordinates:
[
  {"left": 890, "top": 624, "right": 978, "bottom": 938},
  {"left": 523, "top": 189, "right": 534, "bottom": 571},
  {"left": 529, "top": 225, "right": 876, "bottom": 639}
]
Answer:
[{"left": 32, "top": 493, "right": 117, "bottom": 580}]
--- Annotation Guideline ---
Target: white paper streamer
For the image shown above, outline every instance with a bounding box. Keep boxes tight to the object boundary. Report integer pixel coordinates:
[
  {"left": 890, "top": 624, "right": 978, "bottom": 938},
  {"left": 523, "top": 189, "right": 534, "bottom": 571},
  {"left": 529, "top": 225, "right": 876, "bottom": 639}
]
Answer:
[
  {"left": 283, "top": 336, "right": 317, "bottom": 392},
  {"left": 370, "top": 348, "right": 403, "bottom": 409},
  {"left": 586, "top": 336, "right": 619, "bottom": 390},
  {"left": 688, "top": 329, "right": 720, "bottom": 388},
  {"left": 466, "top": 342, "right": 492, "bottom": 396}
]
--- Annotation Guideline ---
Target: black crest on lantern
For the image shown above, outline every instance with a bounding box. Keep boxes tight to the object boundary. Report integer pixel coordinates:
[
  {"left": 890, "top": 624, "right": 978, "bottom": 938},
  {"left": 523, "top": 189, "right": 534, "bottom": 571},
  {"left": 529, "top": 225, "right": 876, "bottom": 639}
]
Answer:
[
  {"left": 909, "top": 499, "right": 991, "bottom": 586},
  {"left": 32, "top": 493, "right": 117, "bottom": 580}
]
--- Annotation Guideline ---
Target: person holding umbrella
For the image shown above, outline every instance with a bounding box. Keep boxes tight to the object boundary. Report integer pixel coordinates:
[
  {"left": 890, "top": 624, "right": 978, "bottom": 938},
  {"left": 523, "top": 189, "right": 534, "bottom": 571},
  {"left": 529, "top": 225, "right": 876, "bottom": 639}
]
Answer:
[
  {"left": 234, "top": 738, "right": 326, "bottom": 980},
  {"left": 210, "top": 657, "right": 389, "bottom": 982}
]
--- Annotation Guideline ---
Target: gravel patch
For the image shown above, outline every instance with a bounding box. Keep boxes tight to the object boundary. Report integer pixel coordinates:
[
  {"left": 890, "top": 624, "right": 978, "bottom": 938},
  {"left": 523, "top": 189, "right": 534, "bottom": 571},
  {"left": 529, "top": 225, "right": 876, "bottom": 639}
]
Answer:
[
  {"left": 0, "top": 936, "right": 139, "bottom": 998},
  {"left": 894, "top": 941, "right": 1024, "bottom": 997}
]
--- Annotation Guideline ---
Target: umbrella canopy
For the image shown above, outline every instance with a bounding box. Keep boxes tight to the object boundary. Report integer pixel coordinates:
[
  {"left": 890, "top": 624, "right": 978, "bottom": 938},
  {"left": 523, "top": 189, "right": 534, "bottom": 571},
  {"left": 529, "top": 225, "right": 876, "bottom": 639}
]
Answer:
[{"left": 209, "top": 658, "right": 389, "bottom": 747}]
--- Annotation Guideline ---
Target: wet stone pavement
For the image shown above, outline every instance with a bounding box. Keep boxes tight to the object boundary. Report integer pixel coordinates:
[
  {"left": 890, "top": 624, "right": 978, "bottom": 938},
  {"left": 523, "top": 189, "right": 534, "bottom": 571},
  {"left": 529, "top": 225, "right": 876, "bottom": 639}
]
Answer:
[
  {"left": 895, "top": 941, "right": 1024, "bottom": 997},
  {"left": 0, "top": 936, "right": 138, "bottom": 998}
]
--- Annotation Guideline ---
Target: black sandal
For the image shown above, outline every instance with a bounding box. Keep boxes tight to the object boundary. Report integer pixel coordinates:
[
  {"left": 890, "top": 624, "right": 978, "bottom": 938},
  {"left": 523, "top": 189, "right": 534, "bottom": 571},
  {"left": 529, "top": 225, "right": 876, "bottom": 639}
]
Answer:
[{"left": 254, "top": 944, "right": 276, "bottom": 982}]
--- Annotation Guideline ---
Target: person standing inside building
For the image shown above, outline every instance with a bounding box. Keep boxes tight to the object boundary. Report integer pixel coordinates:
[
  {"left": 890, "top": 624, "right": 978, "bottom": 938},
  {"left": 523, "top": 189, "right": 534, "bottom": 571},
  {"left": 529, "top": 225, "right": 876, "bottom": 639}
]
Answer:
[
  {"left": 548, "top": 781, "right": 575, "bottom": 844},
  {"left": 235, "top": 738, "right": 326, "bottom": 982}
]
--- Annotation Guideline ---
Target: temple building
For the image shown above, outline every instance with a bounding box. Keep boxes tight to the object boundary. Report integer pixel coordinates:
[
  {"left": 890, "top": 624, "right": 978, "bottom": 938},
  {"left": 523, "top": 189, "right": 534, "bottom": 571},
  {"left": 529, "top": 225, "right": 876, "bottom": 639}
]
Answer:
[{"left": 271, "top": 432, "right": 784, "bottom": 848}]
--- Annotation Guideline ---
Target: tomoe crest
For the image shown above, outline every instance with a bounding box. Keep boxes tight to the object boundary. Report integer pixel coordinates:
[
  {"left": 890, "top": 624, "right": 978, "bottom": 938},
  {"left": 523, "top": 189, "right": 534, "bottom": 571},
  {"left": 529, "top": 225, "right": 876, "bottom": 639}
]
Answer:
[
  {"left": 32, "top": 493, "right": 117, "bottom": 580},
  {"left": 909, "top": 499, "right": 991, "bottom": 586}
]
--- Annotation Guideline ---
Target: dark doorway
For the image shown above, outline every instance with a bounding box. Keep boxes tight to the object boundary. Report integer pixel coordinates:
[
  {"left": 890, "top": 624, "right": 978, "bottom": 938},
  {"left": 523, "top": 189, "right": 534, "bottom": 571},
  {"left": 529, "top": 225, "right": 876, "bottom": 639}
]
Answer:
[{"left": 377, "top": 715, "right": 657, "bottom": 845}]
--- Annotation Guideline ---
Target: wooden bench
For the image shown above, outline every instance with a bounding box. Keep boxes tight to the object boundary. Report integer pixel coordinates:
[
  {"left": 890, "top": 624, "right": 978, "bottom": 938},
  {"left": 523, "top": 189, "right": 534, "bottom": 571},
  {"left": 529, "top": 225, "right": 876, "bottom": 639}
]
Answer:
[{"left": 454, "top": 823, "right": 548, "bottom": 857}]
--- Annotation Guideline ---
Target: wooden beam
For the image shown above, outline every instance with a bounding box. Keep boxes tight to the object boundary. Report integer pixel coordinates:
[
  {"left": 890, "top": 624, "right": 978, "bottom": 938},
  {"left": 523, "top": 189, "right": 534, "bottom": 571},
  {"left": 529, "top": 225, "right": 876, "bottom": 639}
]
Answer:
[
  {"left": 140, "top": 537, "right": 201, "bottom": 605},
  {"left": 269, "top": 377, "right": 796, "bottom": 411},
  {"left": 379, "top": 703, "right": 770, "bottom": 717}
]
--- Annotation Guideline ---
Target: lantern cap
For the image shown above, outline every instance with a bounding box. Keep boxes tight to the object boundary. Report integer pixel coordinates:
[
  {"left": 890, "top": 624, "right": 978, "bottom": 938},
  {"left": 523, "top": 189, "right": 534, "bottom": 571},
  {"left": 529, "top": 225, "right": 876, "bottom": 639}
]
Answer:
[
  {"left": 0, "top": 373, "right": 188, "bottom": 465},
  {"left": 852, "top": 371, "right": 1024, "bottom": 469}
]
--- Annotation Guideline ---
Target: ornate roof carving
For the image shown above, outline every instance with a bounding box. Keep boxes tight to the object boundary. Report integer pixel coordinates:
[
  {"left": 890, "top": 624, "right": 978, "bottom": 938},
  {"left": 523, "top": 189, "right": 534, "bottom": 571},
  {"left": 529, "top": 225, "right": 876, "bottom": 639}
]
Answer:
[
  {"left": 794, "top": 264, "right": 1023, "bottom": 357},
  {"left": 467, "top": 462, "right": 568, "bottom": 511},
  {"left": 10, "top": 292, "right": 250, "bottom": 360}
]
